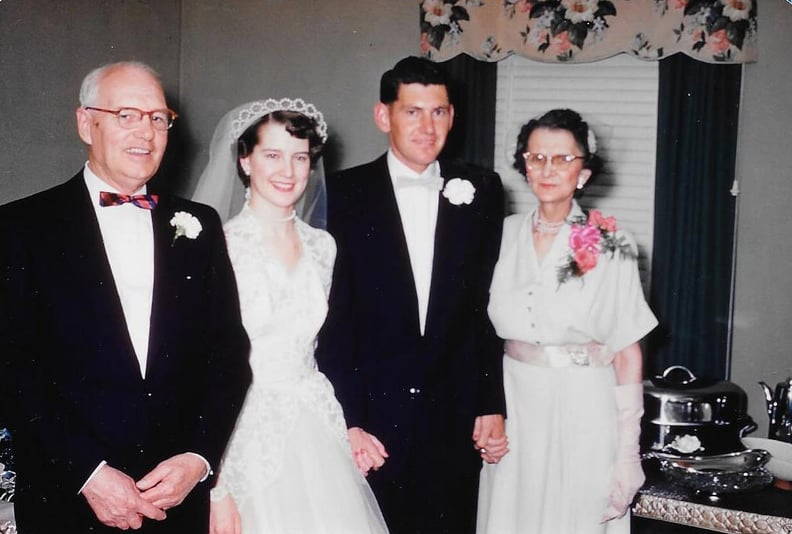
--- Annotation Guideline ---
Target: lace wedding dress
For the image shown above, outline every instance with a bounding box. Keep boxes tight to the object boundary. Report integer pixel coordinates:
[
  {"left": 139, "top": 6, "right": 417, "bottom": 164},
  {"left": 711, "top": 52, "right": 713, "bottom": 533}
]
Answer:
[{"left": 216, "top": 204, "right": 387, "bottom": 533}]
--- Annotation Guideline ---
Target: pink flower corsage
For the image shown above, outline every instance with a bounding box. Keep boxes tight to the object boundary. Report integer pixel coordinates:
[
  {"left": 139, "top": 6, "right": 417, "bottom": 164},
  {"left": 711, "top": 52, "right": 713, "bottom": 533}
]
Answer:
[{"left": 557, "top": 210, "right": 637, "bottom": 285}]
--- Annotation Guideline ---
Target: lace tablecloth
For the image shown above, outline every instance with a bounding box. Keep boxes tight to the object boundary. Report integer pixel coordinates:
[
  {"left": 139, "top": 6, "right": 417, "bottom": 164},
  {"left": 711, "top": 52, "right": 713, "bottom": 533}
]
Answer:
[
  {"left": 634, "top": 459, "right": 792, "bottom": 534},
  {"left": 0, "top": 503, "right": 13, "bottom": 534}
]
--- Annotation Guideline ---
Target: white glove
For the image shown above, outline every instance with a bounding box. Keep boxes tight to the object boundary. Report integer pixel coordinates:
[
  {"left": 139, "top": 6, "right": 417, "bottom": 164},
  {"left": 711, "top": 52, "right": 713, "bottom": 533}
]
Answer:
[{"left": 601, "top": 383, "right": 645, "bottom": 523}]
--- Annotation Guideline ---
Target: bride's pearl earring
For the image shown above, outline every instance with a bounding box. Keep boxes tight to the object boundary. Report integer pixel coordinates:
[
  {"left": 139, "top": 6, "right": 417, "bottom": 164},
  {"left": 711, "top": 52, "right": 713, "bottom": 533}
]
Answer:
[{"left": 576, "top": 177, "right": 585, "bottom": 190}]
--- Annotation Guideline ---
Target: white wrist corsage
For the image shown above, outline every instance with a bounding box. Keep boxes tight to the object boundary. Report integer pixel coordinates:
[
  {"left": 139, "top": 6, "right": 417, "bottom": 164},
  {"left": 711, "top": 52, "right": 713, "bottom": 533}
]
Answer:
[
  {"left": 170, "top": 211, "right": 202, "bottom": 245},
  {"left": 442, "top": 178, "right": 476, "bottom": 206}
]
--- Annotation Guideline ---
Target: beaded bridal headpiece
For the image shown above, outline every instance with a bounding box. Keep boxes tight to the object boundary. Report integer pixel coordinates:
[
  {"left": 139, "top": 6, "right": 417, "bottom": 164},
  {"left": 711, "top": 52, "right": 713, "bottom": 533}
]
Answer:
[
  {"left": 229, "top": 98, "right": 328, "bottom": 143},
  {"left": 193, "top": 97, "right": 329, "bottom": 226}
]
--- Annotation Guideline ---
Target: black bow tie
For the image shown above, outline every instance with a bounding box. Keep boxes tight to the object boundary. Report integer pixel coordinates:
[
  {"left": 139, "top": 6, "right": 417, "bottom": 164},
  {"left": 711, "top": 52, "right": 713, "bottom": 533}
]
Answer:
[{"left": 99, "top": 191, "right": 159, "bottom": 210}]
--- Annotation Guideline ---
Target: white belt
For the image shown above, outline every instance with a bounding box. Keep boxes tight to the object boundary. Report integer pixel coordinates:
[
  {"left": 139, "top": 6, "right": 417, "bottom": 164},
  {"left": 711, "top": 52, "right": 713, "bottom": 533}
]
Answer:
[{"left": 505, "top": 340, "right": 611, "bottom": 368}]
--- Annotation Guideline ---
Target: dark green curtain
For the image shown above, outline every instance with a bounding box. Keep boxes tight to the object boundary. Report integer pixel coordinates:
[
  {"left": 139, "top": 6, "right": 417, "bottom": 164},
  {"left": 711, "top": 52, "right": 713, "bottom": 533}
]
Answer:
[
  {"left": 647, "top": 54, "right": 742, "bottom": 380},
  {"left": 438, "top": 54, "right": 497, "bottom": 169}
]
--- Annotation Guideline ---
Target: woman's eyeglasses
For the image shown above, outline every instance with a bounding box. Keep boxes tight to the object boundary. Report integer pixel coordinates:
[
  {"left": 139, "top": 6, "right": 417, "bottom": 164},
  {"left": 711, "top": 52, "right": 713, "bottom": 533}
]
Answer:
[{"left": 522, "top": 152, "right": 584, "bottom": 170}]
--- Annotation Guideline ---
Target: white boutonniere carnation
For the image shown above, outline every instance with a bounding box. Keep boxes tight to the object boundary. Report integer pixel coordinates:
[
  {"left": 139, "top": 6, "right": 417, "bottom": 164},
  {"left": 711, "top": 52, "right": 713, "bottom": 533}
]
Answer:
[
  {"left": 442, "top": 178, "right": 475, "bottom": 206},
  {"left": 170, "top": 211, "right": 202, "bottom": 245}
]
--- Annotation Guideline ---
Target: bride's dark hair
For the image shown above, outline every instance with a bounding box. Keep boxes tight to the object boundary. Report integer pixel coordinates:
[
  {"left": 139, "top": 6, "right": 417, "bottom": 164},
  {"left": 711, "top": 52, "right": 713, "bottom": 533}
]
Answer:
[{"left": 236, "top": 111, "right": 325, "bottom": 186}]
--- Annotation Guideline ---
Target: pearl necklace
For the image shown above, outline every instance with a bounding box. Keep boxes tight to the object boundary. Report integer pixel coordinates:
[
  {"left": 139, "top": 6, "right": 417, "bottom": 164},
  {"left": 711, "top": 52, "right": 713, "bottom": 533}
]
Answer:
[
  {"left": 532, "top": 212, "right": 565, "bottom": 235},
  {"left": 276, "top": 209, "right": 297, "bottom": 222},
  {"left": 252, "top": 208, "right": 297, "bottom": 226}
]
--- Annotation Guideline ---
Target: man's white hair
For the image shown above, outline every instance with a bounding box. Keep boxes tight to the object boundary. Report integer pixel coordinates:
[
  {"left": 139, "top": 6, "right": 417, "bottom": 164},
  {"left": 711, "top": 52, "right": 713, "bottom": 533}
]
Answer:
[{"left": 78, "top": 61, "right": 161, "bottom": 107}]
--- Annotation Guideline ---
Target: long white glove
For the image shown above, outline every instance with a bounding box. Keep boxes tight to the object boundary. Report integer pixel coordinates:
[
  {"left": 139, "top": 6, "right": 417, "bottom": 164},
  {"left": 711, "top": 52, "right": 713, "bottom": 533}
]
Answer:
[{"left": 601, "top": 383, "right": 645, "bottom": 523}]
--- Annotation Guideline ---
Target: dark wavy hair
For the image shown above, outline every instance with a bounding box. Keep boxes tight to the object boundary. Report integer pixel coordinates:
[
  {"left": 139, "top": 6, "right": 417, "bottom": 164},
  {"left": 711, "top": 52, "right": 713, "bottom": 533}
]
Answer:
[
  {"left": 512, "top": 109, "right": 603, "bottom": 181},
  {"left": 236, "top": 110, "right": 325, "bottom": 186},
  {"left": 379, "top": 56, "right": 450, "bottom": 104}
]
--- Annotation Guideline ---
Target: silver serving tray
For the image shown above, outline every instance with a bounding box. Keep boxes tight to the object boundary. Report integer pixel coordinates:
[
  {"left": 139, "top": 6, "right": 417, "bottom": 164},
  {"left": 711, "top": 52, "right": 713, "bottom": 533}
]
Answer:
[
  {"left": 651, "top": 448, "right": 769, "bottom": 472},
  {"left": 653, "top": 449, "right": 773, "bottom": 497}
]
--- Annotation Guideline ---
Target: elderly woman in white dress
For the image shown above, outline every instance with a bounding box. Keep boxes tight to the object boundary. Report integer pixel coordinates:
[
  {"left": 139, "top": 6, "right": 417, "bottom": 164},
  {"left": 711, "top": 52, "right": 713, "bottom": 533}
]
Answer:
[
  {"left": 476, "top": 109, "right": 657, "bottom": 534},
  {"left": 193, "top": 99, "right": 387, "bottom": 534}
]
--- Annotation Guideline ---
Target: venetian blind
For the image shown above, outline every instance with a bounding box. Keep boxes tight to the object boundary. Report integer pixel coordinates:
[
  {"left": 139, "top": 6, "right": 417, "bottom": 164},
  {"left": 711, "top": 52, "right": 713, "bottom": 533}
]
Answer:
[{"left": 494, "top": 53, "right": 659, "bottom": 288}]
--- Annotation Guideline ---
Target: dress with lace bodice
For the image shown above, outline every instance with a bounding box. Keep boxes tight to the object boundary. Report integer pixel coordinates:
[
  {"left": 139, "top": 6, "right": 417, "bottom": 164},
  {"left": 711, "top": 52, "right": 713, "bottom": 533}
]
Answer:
[{"left": 216, "top": 204, "right": 387, "bottom": 533}]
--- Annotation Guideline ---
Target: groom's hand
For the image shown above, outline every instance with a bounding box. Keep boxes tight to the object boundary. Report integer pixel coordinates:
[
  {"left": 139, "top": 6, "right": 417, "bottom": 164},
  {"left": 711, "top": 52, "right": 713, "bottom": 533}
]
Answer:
[
  {"left": 83, "top": 464, "right": 166, "bottom": 529},
  {"left": 136, "top": 453, "right": 206, "bottom": 510}
]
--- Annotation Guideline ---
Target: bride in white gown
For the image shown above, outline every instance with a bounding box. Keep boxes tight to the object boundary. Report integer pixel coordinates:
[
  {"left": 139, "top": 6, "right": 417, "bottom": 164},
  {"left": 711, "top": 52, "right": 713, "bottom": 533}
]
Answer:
[{"left": 194, "top": 99, "right": 388, "bottom": 534}]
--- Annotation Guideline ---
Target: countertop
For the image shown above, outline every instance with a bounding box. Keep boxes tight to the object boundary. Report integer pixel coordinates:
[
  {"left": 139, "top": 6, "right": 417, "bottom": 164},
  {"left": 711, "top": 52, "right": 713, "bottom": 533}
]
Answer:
[
  {"left": 633, "top": 458, "right": 792, "bottom": 533},
  {"left": 0, "top": 503, "right": 12, "bottom": 533}
]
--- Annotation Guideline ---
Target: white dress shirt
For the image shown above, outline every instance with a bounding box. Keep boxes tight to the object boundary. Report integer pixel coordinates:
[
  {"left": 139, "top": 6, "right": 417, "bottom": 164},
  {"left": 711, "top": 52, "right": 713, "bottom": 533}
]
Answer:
[
  {"left": 388, "top": 150, "right": 440, "bottom": 336},
  {"left": 83, "top": 163, "right": 154, "bottom": 378}
]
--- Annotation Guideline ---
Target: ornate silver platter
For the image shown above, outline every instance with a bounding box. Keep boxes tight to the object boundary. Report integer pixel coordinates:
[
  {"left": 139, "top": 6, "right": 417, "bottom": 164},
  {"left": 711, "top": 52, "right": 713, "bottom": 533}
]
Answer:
[{"left": 652, "top": 449, "right": 773, "bottom": 500}]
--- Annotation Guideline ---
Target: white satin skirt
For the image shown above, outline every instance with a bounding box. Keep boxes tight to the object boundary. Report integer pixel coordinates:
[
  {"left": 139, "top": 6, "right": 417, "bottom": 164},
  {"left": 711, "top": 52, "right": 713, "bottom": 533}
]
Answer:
[
  {"left": 234, "top": 408, "right": 388, "bottom": 534},
  {"left": 477, "top": 355, "right": 630, "bottom": 534}
]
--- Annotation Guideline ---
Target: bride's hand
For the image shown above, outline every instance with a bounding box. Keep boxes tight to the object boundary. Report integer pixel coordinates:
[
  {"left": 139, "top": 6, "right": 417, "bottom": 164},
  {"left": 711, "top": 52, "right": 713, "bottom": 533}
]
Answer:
[
  {"left": 348, "top": 427, "right": 388, "bottom": 476},
  {"left": 210, "top": 494, "right": 241, "bottom": 534}
]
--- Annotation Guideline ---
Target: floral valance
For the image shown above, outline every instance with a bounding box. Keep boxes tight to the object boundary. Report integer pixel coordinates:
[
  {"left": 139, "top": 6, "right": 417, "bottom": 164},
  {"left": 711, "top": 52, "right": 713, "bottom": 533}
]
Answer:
[{"left": 419, "top": 0, "right": 757, "bottom": 64}]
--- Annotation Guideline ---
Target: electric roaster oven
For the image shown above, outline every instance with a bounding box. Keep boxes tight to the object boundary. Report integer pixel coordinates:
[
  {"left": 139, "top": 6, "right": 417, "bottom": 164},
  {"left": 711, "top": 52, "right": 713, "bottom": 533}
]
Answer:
[{"left": 641, "top": 365, "right": 772, "bottom": 497}]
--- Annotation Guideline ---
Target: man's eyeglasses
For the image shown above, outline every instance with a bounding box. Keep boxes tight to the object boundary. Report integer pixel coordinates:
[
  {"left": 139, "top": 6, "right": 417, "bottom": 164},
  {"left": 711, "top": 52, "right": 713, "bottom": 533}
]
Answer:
[
  {"left": 522, "top": 152, "right": 584, "bottom": 170},
  {"left": 85, "top": 106, "right": 178, "bottom": 131}
]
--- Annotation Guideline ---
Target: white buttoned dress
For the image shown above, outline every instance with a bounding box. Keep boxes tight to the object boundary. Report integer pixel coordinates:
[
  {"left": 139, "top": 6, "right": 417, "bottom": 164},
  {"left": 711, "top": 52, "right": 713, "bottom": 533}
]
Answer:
[{"left": 477, "top": 202, "right": 657, "bottom": 534}]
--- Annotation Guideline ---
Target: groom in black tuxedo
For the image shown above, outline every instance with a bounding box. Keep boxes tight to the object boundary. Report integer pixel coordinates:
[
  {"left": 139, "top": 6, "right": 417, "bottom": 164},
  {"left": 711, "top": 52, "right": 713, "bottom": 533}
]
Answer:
[
  {"left": 0, "top": 61, "right": 251, "bottom": 533},
  {"left": 317, "top": 56, "right": 508, "bottom": 534}
]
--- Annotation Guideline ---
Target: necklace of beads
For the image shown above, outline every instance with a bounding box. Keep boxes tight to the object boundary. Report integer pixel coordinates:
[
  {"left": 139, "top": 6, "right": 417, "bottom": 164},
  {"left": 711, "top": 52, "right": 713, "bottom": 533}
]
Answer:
[
  {"left": 276, "top": 209, "right": 297, "bottom": 222},
  {"left": 532, "top": 211, "right": 565, "bottom": 235}
]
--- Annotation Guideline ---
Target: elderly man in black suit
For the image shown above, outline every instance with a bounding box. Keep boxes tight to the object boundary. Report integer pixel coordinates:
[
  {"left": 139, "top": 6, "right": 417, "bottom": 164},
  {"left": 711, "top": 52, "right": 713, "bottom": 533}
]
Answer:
[
  {"left": 316, "top": 56, "right": 508, "bottom": 534},
  {"left": 0, "top": 61, "right": 251, "bottom": 533}
]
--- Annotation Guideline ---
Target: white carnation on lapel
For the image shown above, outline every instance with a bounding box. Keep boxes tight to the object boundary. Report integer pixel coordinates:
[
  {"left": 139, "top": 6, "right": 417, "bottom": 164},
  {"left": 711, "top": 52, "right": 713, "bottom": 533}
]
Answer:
[
  {"left": 442, "top": 178, "right": 475, "bottom": 206},
  {"left": 170, "top": 211, "right": 202, "bottom": 244}
]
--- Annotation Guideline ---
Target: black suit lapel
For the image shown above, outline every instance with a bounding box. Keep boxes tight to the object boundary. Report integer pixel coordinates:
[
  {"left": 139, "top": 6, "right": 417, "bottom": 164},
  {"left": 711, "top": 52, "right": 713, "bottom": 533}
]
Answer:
[
  {"left": 425, "top": 162, "right": 473, "bottom": 337},
  {"left": 367, "top": 158, "right": 423, "bottom": 333},
  {"left": 146, "top": 198, "right": 178, "bottom": 381},
  {"left": 56, "top": 175, "right": 143, "bottom": 378}
]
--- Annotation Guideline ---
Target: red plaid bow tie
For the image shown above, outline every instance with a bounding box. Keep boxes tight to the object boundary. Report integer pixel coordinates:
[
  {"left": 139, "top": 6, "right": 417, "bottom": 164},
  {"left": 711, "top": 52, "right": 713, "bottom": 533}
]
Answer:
[{"left": 99, "top": 191, "right": 159, "bottom": 210}]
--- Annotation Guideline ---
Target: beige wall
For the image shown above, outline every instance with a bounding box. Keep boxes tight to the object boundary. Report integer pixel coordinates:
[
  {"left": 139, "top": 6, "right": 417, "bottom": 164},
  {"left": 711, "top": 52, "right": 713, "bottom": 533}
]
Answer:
[
  {"left": 177, "top": 0, "right": 418, "bottom": 193},
  {"left": 1, "top": 0, "right": 790, "bottom": 436},
  {"left": 0, "top": 0, "right": 183, "bottom": 201},
  {"left": 730, "top": 0, "right": 792, "bottom": 437},
  {"left": 0, "top": 0, "right": 417, "bottom": 203}
]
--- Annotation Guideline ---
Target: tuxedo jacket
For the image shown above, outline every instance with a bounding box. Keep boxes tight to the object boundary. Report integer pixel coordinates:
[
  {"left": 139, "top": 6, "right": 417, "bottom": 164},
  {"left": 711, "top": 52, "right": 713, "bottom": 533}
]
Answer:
[
  {"left": 316, "top": 155, "right": 506, "bottom": 533},
  {"left": 0, "top": 173, "right": 252, "bottom": 533}
]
